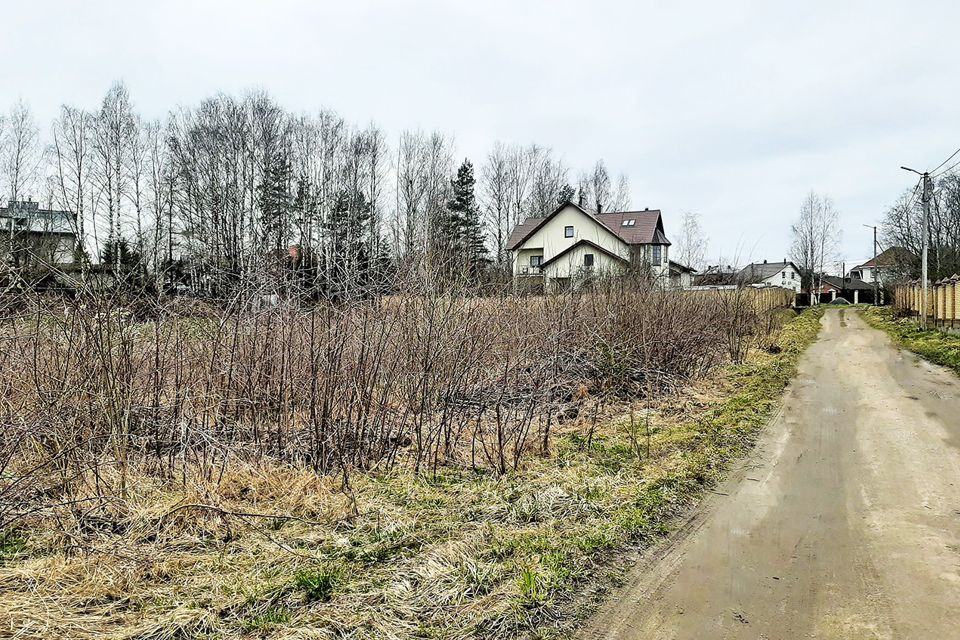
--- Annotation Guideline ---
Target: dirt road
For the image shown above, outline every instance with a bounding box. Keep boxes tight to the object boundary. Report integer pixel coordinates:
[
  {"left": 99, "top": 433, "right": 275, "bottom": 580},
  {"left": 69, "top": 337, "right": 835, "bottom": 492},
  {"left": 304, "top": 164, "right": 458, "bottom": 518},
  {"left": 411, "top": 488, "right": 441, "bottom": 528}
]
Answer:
[{"left": 581, "top": 309, "right": 960, "bottom": 639}]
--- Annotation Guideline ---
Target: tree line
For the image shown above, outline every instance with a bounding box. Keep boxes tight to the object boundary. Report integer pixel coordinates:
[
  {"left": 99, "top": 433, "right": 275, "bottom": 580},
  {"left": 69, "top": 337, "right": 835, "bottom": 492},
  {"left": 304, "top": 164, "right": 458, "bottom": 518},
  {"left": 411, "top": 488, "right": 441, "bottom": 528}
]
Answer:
[
  {"left": 883, "top": 174, "right": 960, "bottom": 280},
  {"left": 0, "top": 83, "right": 633, "bottom": 298}
]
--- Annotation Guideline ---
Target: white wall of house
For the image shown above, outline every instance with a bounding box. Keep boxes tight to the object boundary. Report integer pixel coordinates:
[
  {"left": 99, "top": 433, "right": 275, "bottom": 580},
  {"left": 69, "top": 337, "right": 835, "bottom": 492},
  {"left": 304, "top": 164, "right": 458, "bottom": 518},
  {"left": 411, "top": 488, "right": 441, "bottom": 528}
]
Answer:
[
  {"left": 669, "top": 269, "right": 693, "bottom": 289},
  {"left": 759, "top": 265, "right": 801, "bottom": 292},
  {"left": 640, "top": 243, "right": 670, "bottom": 280},
  {"left": 851, "top": 266, "right": 882, "bottom": 284},
  {"left": 541, "top": 244, "right": 625, "bottom": 281},
  {"left": 512, "top": 204, "right": 628, "bottom": 278}
]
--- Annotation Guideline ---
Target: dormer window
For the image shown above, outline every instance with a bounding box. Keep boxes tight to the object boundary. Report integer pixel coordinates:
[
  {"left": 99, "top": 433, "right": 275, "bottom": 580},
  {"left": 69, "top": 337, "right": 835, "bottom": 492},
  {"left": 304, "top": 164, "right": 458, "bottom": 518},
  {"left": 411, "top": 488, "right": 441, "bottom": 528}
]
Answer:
[{"left": 621, "top": 219, "right": 636, "bottom": 226}]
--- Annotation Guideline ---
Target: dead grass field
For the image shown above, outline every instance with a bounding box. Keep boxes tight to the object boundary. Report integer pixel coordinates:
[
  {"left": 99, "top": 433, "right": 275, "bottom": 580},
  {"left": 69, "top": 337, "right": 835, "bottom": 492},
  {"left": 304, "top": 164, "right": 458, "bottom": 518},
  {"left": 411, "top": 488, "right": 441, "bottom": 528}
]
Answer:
[{"left": 0, "top": 297, "right": 820, "bottom": 640}]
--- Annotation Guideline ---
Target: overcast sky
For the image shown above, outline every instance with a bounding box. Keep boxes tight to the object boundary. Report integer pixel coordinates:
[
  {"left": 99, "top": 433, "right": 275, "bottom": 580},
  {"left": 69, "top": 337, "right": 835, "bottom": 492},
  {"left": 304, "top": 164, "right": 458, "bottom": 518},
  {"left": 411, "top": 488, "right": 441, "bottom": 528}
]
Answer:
[{"left": 3, "top": 0, "right": 958, "bottom": 269}]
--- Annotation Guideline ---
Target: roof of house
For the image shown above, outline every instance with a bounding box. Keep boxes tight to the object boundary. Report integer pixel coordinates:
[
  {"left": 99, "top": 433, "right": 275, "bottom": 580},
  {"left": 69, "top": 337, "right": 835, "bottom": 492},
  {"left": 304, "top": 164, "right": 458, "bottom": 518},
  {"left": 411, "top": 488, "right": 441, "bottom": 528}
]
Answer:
[
  {"left": 737, "top": 260, "right": 798, "bottom": 285},
  {"left": 692, "top": 265, "right": 738, "bottom": 286},
  {"left": 507, "top": 201, "right": 669, "bottom": 251},
  {"left": 539, "top": 239, "right": 629, "bottom": 269},
  {"left": 668, "top": 260, "right": 696, "bottom": 274},
  {"left": 853, "top": 246, "right": 914, "bottom": 269},
  {"left": 818, "top": 275, "right": 874, "bottom": 291},
  {"left": 0, "top": 200, "right": 76, "bottom": 236}
]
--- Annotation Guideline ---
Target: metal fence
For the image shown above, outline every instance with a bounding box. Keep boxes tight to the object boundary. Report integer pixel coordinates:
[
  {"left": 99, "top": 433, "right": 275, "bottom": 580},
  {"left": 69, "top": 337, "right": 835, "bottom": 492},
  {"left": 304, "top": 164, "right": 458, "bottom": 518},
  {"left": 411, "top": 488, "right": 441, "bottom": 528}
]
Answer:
[{"left": 894, "top": 277, "right": 960, "bottom": 327}]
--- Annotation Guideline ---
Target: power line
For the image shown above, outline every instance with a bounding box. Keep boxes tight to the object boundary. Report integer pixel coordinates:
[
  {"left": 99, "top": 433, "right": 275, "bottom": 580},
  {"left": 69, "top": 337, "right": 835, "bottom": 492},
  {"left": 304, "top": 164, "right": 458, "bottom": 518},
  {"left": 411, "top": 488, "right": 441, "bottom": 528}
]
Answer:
[
  {"left": 931, "top": 145, "right": 960, "bottom": 174},
  {"left": 933, "top": 155, "right": 960, "bottom": 178},
  {"left": 904, "top": 177, "right": 923, "bottom": 209}
]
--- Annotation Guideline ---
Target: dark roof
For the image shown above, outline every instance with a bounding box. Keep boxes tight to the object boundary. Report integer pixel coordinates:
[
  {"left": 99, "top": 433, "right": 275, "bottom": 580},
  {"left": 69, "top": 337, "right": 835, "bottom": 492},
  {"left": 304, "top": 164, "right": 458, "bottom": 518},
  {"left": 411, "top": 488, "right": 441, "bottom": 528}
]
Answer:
[
  {"left": 594, "top": 210, "right": 670, "bottom": 246},
  {"left": 539, "top": 239, "right": 629, "bottom": 269},
  {"left": 507, "top": 201, "right": 669, "bottom": 251},
  {"left": 506, "top": 216, "right": 544, "bottom": 250},
  {"left": 692, "top": 265, "right": 738, "bottom": 286},
  {"left": 854, "top": 246, "right": 914, "bottom": 269},
  {"left": 819, "top": 275, "right": 874, "bottom": 291},
  {"left": 668, "top": 260, "right": 696, "bottom": 274},
  {"left": 737, "top": 260, "right": 799, "bottom": 284},
  {"left": 693, "top": 272, "right": 738, "bottom": 286}
]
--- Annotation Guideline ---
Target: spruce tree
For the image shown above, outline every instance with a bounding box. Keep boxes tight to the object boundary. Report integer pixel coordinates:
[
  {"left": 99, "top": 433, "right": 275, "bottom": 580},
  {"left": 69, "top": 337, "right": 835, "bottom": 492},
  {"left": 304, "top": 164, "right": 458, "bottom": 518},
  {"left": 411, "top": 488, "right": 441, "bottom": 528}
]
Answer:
[
  {"left": 259, "top": 148, "right": 293, "bottom": 257},
  {"left": 446, "top": 159, "right": 488, "bottom": 278},
  {"left": 327, "top": 188, "right": 372, "bottom": 298}
]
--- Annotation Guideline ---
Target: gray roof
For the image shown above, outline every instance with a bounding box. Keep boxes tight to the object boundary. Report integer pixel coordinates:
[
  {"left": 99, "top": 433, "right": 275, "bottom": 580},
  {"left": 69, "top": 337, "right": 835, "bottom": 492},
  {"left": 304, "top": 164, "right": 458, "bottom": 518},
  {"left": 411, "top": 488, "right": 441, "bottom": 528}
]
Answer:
[
  {"left": 737, "top": 260, "right": 798, "bottom": 284},
  {"left": 0, "top": 200, "right": 76, "bottom": 236},
  {"left": 819, "top": 275, "right": 873, "bottom": 291}
]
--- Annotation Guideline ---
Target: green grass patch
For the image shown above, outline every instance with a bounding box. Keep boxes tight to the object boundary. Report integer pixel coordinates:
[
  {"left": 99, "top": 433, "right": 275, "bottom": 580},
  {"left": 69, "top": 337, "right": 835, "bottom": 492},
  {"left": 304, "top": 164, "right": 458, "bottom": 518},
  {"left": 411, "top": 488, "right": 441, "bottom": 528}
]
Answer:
[
  {"left": 0, "top": 530, "right": 27, "bottom": 563},
  {"left": 862, "top": 307, "right": 960, "bottom": 375},
  {"left": 292, "top": 563, "right": 345, "bottom": 602},
  {"left": 241, "top": 607, "right": 291, "bottom": 632}
]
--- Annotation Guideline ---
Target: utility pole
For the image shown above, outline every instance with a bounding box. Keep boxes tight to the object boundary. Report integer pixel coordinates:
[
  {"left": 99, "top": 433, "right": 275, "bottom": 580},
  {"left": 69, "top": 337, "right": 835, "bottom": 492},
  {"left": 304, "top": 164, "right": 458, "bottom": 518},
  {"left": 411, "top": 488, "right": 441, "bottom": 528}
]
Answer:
[
  {"left": 901, "top": 166, "right": 932, "bottom": 328},
  {"left": 921, "top": 172, "right": 931, "bottom": 329},
  {"left": 862, "top": 224, "right": 879, "bottom": 305}
]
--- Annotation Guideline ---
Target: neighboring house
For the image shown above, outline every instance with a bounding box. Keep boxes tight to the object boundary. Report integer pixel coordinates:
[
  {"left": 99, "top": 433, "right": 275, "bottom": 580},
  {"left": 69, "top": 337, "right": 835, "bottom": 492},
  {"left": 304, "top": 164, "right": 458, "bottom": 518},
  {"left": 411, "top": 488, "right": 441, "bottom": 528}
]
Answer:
[
  {"left": 508, "top": 201, "right": 671, "bottom": 291},
  {"left": 0, "top": 200, "right": 77, "bottom": 269},
  {"left": 816, "top": 274, "right": 875, "bottom": 304},
  {"left": 668, "top": 260, "right": 696, "bottom": 289},
  {"left": 737, "top": 260, "right": 802, "bottom": 293},
  {"left": 849, "top": 247, "right": 914, "bottom": 286},
  {"left": 691, "top": 264, "right": 738, "bottom": 288}
]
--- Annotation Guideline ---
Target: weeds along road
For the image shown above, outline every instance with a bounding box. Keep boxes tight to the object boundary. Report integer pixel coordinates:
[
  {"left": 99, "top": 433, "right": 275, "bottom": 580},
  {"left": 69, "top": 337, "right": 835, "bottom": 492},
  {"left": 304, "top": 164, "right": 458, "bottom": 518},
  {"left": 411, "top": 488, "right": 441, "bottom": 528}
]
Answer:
[{"left": 582, "top": 308, "right": 960, "bottom": 639}]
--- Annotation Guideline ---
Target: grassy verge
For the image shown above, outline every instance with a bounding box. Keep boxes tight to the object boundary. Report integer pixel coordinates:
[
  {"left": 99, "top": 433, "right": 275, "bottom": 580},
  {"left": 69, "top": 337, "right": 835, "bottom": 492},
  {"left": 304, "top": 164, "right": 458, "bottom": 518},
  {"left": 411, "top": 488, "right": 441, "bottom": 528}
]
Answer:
[
  {"left": 1, "top": 308, "right": 824, "bottom": 640},
  {"left": 861, "top": 307, "right": 960, "bottom": 376}
]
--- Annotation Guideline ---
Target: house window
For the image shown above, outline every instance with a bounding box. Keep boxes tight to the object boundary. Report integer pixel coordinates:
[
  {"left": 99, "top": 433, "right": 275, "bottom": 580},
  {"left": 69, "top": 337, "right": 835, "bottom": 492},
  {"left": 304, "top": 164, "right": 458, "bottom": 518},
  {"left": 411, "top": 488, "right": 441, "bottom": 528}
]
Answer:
[
  {"left": 584, "top": 253, "right": 594, "bottom": 267},
  {"left": 621, "top": 219, "right": 636, "bottom": 227},
  {"left": 530, "top": 255, "right": 542, "bottom": 267},
  {"left": 652, "top": 245, "right": 662, "bottom": 266},
  {"left": 564, "top": 225, "right": 574, "bottom": 238}
]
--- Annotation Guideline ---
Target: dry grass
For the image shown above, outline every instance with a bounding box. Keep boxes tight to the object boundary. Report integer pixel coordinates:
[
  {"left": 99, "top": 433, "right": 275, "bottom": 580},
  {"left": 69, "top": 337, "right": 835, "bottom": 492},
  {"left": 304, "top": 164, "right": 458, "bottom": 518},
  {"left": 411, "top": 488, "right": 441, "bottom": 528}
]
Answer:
[{"left": 0, "top": 304, "right": 822, "bottom": 640}]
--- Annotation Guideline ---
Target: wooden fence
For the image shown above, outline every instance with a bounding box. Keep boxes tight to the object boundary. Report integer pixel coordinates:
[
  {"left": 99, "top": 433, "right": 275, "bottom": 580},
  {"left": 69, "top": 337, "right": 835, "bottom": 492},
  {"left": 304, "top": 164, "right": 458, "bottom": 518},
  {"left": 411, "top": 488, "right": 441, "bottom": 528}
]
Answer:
[{"left": 894, "top": 277, "right": 960, "bottom": 327}]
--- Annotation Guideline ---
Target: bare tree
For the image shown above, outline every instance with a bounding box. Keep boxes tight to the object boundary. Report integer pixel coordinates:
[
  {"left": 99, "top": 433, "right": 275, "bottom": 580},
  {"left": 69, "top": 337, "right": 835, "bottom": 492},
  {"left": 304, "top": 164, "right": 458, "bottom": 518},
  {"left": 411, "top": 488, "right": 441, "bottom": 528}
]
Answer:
[
  {"left": 610, "top": 173, "right": 631, "bottom": 212},
  {"left": 2, "top": 100, "right": 41, "bottom": 202},
  {"left": 91, "top": 82, "right": 136, "bottom": 267},
  {"left": 50, "top": 105, "right": 92, "bottom": 256},
  {"left": 480, "top": 142, "right": 511, "bottom": 267},
  {"left": 674, "top": 211, "right": 708, "bottom": 270},
  {"left": 395, "top": 130, "right": 428, "bottom": 259},
  {"left": 583, "top": 160, "right": 611, "bottom": 214},
  {"left": 790, "top": 191, "right": 840, "bottom": 301}
]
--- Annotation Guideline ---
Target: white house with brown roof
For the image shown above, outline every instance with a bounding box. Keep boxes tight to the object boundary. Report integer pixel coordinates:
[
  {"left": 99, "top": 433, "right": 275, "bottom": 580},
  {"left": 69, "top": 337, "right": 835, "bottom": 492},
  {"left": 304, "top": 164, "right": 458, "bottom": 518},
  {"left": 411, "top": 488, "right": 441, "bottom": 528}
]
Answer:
[
  {"left": 507, "top": 201, "right": 671, "bottom": 291},
  {"left": 849, "top": 247, "right": 914, "bottom": 286}
]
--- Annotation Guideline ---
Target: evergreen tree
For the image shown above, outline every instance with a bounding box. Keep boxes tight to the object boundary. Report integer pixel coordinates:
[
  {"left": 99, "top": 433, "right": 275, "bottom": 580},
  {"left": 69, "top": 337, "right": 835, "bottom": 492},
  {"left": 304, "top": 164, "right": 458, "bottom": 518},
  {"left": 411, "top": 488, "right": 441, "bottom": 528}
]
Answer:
[
  {"left": 327, "top": 187, "right": 372, "bottom": 298},
  {"left": 445, "top": 159, "right": 488, "bottom": 278},
  {"left": 557, "top": 183, "right": 576, "bottom": 205},
  {"left": 258, "top": 147, "right": 293, "bottom": 257}
]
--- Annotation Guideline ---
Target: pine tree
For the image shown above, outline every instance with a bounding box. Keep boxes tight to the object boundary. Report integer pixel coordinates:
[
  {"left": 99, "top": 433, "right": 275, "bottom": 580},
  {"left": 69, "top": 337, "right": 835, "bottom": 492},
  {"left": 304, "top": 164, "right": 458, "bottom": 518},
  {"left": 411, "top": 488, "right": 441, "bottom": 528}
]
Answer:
[
  {"left": 557, "top": 183, "right": 576, "bottom": 205},
  {"left": 446, "top": 159, "right": 488, "bottom": 278}
]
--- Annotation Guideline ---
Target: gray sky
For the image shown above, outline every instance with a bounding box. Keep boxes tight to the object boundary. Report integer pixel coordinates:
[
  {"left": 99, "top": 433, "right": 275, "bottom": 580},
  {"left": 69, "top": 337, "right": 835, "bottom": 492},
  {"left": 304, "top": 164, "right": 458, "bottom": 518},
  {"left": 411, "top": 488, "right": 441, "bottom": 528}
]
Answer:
[{"left": 3, "top": 0, "right": 958, "bottom": 269}]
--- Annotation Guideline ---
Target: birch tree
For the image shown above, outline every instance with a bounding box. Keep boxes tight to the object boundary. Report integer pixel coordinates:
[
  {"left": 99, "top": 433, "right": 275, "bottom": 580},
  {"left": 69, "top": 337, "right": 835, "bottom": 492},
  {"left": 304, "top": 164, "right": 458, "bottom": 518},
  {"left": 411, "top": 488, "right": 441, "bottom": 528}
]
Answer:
[
  {"left": 674, "top": 211, "right": 708, "bottom": 270},
  {"left": 50, "top": 105, "right": 92, "bottom": 257},
  {"left": 790, "top": 191, "right": 840, "bottom": 299},
  {"left": 2, "top": 100, "right": 41, "bottom": 202}
]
